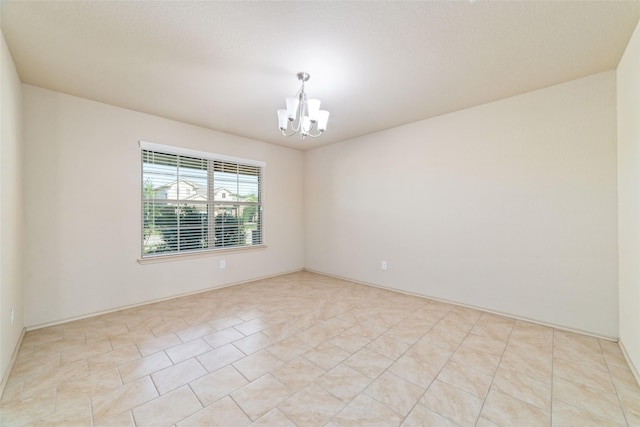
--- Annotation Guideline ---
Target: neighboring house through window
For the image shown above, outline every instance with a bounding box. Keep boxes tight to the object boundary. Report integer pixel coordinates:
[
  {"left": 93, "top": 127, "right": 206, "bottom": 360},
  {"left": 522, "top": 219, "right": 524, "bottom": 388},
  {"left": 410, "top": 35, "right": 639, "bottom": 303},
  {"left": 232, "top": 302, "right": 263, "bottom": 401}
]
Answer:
[{"left": 141, "top": 141, "right": 264, "bottom": 258}]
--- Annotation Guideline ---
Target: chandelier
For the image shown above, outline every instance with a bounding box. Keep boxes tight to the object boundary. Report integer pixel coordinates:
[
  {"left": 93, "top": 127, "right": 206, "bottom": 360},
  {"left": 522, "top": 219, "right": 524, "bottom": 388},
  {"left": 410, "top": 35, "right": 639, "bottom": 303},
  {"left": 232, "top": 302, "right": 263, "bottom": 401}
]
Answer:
[{"left": 277, "top": 72, "right": 330, "bottom": 139}]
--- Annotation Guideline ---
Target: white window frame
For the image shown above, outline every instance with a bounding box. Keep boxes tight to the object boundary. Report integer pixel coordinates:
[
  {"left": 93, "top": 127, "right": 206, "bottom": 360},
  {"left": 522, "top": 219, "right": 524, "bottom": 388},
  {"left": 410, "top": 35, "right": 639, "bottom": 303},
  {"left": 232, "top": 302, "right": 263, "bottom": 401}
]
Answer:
[{"left": 139, "top": 141, "right": 265, "bottom": 261}]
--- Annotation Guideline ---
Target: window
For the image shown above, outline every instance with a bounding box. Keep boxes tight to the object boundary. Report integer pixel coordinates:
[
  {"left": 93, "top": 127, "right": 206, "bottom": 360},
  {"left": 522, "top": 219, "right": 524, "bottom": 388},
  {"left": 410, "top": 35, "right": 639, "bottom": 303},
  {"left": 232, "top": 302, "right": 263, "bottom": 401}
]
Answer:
[{"left": 141, "top": 142, "right": 263, "bottom": 258}]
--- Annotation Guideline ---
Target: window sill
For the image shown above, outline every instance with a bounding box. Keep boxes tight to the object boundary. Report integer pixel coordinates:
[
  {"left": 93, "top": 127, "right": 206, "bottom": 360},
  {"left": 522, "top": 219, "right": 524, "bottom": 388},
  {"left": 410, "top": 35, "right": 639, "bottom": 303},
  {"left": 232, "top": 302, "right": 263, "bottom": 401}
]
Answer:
[{"left": 137, "top": 245, "right": 267, "bottom": 264}]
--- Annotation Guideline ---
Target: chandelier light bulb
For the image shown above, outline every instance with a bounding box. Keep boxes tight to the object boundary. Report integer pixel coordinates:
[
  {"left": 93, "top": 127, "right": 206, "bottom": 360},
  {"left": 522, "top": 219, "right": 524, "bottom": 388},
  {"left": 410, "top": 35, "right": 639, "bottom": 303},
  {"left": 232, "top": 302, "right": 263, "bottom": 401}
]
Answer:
[
  {"left": 317, "top": 110, "right": 330, "bottom": 132},
  {"left": 285, "top": 97, "right": 299, "bottom": 120},
  {"left": 306, "top": 99, "right": 321, "bottom": 122},
  {"left": 277, "top": 109, "right": 288, "bottom": 130},
  {"left": 302, "top": 116, "right": 312, "bottom": 133}
]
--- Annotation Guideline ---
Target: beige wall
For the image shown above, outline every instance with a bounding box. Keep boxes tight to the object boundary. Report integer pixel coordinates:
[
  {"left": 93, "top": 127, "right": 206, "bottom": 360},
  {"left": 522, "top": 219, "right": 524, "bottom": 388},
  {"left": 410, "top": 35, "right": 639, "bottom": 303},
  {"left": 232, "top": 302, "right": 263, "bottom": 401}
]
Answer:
[
  {"left": 305, "top": 71, "right": 619, "bottom": 338},
  {"left": 0, "top": 31, "right": 25, "bottom": 383},
  {"left": 22, "top": 85, "right": 304, "bottom": 327},
  {"left": 617, "top": 19, "right": 640, "bottom": 379}
]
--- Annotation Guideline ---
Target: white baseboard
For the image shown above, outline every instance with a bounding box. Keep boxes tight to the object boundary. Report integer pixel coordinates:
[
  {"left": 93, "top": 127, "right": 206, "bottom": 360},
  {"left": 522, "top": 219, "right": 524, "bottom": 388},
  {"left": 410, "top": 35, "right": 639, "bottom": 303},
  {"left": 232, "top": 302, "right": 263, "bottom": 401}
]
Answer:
[
  {"left": 26, "top": 269, "right": 304, "bottom": 331},
  {"left": 22, "top": 267, "right": 632, "bottom": 377},
  {"left": 303, "top": 268, "right": 618, "bottom": 342},
  {"left": 0, "top": 327, "right": 26, "bottom": 399},
  {"left": 619, "top": 339, "right": 640, "bottom": 388}
]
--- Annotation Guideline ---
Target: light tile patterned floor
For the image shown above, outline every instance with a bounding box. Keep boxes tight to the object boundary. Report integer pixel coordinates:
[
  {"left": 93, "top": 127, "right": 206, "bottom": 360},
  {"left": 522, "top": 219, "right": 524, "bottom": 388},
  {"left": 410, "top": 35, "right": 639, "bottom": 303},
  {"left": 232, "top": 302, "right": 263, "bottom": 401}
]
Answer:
[{"left": 1, "top": 271, "right": 639, "bottom": 426}]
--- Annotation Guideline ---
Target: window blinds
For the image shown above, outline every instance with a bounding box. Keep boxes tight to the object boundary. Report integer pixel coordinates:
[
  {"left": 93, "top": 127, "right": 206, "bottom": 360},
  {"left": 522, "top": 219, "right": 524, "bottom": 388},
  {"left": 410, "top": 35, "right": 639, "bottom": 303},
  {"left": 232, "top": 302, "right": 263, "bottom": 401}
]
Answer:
[{"left": 142, "top": 147, "right": 263, "bottom": 257}]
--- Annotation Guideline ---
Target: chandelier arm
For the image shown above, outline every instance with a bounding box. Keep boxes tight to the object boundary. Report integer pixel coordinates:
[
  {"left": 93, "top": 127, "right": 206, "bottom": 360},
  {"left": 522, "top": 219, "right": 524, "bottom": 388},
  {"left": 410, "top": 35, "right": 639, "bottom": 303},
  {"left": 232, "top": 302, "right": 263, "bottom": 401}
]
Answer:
[
  {"left": 288, "top": 117, "right": 302, "bottom": 133},
  {"left": 304, "top": 129, "right": 324, "bottom": 138}
]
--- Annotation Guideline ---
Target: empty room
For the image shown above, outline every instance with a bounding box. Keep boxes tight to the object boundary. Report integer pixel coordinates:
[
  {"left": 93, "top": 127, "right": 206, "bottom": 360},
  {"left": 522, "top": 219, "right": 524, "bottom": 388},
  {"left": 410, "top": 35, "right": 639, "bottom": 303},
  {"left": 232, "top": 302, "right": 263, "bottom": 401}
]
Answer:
[{"left": 1, "top": 1, "right": 640, "bottom": 426}]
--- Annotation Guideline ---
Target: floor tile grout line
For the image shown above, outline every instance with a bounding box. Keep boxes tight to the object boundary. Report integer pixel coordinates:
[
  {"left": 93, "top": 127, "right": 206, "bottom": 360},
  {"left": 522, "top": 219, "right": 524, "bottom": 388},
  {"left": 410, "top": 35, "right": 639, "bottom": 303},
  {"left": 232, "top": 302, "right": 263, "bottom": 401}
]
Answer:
[
  {"left": 598, "top": 338, "right": 631, "bottom": 426},
  {"left": 227, "top": 392, "right": 254, "bottom": 424},
  {"left": 89, "top": 392, "right": 95, "bottom": 427},
  {"left": 474, "top": 318, "right": 519, "bottom": 426},
  {"left": 435, "top": 309, "right": 488, "bottom": 427},
  {"left": 382, "top": 304, "right": 452, "bottom": 424}
]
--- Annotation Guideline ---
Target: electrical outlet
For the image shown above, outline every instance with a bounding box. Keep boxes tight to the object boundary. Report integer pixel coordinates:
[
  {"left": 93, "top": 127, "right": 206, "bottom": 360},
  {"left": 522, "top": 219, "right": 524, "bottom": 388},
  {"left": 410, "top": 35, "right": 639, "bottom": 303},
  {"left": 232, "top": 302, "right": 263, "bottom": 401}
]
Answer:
[
  {"left": 381, "top": 260, "right": 388, "bottom": 271},
  {"left": 220, "top": 259, "right": 226, "bottom": 269},
  {"left": 10, "top": 307, "right": 14, "bottom": 325}
]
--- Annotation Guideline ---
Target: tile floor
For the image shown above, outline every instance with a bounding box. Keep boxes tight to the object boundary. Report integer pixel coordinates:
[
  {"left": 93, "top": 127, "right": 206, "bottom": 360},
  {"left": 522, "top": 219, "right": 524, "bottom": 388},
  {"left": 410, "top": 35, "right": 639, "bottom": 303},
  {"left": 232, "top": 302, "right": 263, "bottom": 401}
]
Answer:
[{"left": 1, "top": 271, "right": 639, "bottom": 426}]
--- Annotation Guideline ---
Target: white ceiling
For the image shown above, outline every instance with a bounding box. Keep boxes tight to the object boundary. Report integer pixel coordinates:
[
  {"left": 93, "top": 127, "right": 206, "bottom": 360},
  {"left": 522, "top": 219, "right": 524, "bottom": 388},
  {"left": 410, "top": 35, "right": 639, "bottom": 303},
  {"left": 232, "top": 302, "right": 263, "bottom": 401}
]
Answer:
[{"left": 2, "top": 1, "right": 639, "bottom": 150}]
